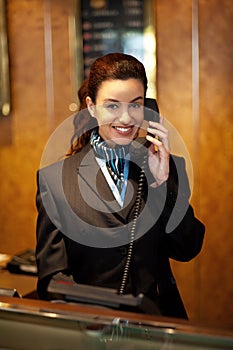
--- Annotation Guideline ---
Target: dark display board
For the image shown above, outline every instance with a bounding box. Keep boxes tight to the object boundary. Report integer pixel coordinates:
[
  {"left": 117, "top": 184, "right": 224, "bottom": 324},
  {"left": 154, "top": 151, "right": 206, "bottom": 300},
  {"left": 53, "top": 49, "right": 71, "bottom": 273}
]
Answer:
[{"left": 81, "top": 0, "right": 145, "bottom": 78}]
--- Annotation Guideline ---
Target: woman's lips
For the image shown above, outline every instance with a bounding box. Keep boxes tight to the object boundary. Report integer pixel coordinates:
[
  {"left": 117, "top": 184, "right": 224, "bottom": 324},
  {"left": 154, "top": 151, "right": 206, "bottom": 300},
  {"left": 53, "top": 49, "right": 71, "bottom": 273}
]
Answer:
[{"left": 113, "top": 126, "right": 134, "bottom": 136}]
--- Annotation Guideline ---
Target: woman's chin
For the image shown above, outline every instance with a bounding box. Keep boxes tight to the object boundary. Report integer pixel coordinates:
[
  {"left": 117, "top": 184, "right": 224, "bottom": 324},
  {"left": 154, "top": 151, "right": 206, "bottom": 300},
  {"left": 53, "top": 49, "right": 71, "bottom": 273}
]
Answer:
[{"left": 112, "top": 137, "right": 133, "bottom": 146}]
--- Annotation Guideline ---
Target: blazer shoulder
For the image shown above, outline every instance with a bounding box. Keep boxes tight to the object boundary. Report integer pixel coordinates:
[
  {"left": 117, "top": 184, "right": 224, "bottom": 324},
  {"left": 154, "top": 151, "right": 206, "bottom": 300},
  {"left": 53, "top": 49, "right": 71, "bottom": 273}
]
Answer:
[{"left": 37, "top": 147, "right": 87, "bottom": 177}]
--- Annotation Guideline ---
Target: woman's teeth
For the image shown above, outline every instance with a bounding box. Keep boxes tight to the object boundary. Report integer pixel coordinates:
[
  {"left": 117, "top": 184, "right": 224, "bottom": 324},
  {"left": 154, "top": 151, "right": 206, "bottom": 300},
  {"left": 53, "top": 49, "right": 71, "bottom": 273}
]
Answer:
[{"left": 114, "top": 126, "right": 131, "bottom": 133}]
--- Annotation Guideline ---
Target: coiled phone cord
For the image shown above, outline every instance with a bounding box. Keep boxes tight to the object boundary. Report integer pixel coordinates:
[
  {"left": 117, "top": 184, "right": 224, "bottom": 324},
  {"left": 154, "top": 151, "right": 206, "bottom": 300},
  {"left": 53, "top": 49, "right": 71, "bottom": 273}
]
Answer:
[{"left": 118, "top": 154, "right": 147, "bottom": 295}]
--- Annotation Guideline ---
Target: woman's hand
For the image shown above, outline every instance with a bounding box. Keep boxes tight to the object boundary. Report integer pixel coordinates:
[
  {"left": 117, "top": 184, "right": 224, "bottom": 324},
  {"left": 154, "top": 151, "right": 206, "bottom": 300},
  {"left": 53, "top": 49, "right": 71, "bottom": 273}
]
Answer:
[{"left": 146, "top": 116, "right": 170, "bottom": 187}]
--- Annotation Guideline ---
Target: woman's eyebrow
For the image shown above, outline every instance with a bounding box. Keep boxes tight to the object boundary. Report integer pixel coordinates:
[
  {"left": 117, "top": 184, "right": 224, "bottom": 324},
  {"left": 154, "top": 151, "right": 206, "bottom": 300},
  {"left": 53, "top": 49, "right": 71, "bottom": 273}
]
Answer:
[
  {"left": 103, "top": 96, "right": 144, "bottom": 103},
  {"left": 130, "top": 96, "right": 144, "bottom": 102},
  {"left": 103, "top": 98, "right": 120, "bottom": 103}
]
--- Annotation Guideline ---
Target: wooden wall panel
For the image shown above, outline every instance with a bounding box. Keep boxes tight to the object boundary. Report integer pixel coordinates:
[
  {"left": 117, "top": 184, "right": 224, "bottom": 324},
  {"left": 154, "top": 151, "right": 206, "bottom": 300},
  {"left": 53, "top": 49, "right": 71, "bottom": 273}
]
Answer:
[
  {"left": 0, "top": 0, "right": 74, "bottom": 254},
  {"left": 0, "top": 0, "right": 47, "bottom": 254},
  {"left": 198, "top": 0, "right": 233, "bottom": 330},
  {"left": 156, "top": 0, "right": 200, "bottom": 323},
  {"left": 49, "top": 0, "right": 75, "bottom": 124},
  {"left": 156, "top": 0, "right": 233, "bottom": 330}
]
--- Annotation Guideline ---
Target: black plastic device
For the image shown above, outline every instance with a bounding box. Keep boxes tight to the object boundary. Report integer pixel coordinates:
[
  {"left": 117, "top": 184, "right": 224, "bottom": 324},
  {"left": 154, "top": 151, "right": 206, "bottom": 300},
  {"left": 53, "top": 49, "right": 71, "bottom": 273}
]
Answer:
[{"left": 47, "top": 273, "right": 144, "bottom": 309}]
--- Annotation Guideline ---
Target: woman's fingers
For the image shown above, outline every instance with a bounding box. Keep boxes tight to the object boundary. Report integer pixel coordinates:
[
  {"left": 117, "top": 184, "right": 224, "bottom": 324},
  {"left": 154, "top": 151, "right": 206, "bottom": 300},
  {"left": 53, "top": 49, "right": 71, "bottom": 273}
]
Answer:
[{"left": 147, "top": 121, "right": 170, "bottom": 152}]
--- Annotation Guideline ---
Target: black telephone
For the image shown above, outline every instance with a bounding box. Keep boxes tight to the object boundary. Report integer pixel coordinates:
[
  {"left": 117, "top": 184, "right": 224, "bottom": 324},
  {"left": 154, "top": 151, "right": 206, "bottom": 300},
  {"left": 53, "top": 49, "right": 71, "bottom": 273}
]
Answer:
[
  {"left": 133, "top": 98, "right": 160, "bottom": 151},
  {"left": 144, "top": 98, "right": 160, "bottom": 147},
  {"left": 144, "top": 97, "right": 160, "bottom": 121}
]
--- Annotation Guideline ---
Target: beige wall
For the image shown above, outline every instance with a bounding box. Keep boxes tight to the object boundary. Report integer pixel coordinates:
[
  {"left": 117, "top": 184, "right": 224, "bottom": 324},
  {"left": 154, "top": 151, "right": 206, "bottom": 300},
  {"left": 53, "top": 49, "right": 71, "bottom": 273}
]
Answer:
[{"left": 0, "top": 0, "right": 232, "bottom": 330}]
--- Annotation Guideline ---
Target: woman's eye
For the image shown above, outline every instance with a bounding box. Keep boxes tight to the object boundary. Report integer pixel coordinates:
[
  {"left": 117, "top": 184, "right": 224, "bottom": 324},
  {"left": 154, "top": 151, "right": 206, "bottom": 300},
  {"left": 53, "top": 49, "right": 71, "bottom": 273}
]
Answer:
[
  {"left": 106, "top": 103, "right": 119, "bottom": 110},
  {"left": 129, "top": 103, "right": 141, "bottom": 109}
]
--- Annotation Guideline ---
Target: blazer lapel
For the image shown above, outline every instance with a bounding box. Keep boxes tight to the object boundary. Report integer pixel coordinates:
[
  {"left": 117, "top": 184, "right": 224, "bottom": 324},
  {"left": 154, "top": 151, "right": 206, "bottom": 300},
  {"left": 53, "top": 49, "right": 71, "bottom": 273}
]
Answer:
[{"left": 63, "top": 144, "right": 134, "bottom": 222}]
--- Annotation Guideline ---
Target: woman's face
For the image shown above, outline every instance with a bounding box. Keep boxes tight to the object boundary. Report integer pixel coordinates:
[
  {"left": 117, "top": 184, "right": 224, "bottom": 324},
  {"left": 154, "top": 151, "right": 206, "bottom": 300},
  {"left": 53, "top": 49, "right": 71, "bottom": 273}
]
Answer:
[{"left": 86, "top": 78, "right": 145, "bottom": 146}]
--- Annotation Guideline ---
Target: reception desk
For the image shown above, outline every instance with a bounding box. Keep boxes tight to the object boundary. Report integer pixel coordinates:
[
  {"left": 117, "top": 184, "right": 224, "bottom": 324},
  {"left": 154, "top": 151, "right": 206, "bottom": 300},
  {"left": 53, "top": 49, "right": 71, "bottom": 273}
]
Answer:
[
  {"left": 0, "top": 294, "right": 233, "bottom": 349},
  {"left": 0, "top": 267, "right": 37, "bottom": 297},
  {"left": 0, "top": 268, "right": 233, "bottom": 349}
]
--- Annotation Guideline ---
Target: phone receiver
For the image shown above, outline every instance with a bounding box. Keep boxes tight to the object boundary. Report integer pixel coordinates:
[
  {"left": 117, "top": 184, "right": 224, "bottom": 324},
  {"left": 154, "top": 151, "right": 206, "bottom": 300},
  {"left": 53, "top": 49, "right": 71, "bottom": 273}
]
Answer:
[
  {"left": 132, "top": 98, "right": 160, "bottom": 154},
  {"left": 142, "top": 98, "right": 160, "bottom": 148},
  {"left": 144, "top": 98, "right": 160, "bottom": 122}
]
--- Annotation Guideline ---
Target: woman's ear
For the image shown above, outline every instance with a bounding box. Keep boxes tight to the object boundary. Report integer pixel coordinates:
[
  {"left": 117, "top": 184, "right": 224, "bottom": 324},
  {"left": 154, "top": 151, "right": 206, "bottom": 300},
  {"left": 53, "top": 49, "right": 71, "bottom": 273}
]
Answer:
[{"left": 86, "top": 96, "right": 96, "bottom": 118}]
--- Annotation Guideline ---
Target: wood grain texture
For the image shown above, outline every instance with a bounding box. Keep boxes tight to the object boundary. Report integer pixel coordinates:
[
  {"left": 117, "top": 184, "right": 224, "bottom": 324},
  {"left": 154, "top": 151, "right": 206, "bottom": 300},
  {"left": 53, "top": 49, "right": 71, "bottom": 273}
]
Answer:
[
  {"left": 0, "top": 0, "right": 73, "bottom": 254},
  {"left": 156, "top": 0, "right": 233, "bottom": 330},
  {"left": 198, "top": 0, "right": 233, "bottom": 330}
]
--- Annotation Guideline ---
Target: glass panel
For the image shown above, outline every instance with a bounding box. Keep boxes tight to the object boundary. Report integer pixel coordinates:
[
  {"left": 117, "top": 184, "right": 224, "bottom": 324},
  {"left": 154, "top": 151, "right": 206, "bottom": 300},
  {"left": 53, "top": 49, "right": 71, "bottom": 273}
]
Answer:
[{"left": 0, "top": 299, "right": 232, "bottom": 350}]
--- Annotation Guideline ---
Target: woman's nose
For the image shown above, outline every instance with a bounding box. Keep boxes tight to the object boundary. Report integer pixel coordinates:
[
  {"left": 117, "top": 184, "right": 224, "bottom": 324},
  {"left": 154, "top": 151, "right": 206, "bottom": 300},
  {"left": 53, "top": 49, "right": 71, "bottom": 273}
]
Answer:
[{"left": 118, "top": 107, "right": 131, "bottom": 124}]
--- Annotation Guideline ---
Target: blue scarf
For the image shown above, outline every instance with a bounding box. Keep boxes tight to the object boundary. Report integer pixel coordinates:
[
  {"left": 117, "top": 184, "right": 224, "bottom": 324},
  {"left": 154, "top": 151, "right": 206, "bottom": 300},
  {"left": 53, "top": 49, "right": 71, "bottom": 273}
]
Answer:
[{"left": 90, "top": 129, "right": 130, "bottom": 192}]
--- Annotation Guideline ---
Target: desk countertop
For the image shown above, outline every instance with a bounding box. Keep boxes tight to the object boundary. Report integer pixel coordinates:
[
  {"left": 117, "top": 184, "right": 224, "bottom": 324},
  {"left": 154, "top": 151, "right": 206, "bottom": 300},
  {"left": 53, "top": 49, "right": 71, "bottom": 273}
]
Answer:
[{"left": 0, "top": 268, "right": 37, "bottom": 297}]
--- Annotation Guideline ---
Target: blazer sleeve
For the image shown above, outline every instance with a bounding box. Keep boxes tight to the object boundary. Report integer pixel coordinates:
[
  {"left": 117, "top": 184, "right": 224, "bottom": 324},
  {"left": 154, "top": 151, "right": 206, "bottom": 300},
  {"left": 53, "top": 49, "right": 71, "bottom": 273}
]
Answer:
[
  {"left": 35, "top": 170, "right": 69, "bottom": 299},
  {"left": 159, "top": 155, "right": 205, "bottom": 262}
]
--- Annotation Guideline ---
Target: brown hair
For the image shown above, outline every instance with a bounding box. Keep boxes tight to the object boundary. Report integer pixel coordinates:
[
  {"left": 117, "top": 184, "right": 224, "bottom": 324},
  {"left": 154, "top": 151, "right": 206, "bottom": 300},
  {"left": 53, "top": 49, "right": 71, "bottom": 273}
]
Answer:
[
  {"left": 67, "top": 53, "right": 148, "bottom": 156},
  {"left": 88, "top": 52, "right": 147, "bottom": 103},
  {"left": 66, "top": 78, "right": 96, "bottom": 156}
]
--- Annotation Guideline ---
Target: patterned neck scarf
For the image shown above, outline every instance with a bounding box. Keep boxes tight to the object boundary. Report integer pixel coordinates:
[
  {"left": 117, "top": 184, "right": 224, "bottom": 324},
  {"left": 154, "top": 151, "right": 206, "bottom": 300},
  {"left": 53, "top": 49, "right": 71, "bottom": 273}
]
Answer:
[{"left": 90, "top": 129, "right": 130, "bottom": 192}]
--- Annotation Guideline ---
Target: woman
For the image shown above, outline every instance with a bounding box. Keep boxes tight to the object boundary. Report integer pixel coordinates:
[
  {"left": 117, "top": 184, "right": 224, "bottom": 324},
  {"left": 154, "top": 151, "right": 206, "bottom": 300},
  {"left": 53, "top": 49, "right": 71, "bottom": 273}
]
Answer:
[{"left": 36, "top": 53, "right": 205, "bottom": 319}]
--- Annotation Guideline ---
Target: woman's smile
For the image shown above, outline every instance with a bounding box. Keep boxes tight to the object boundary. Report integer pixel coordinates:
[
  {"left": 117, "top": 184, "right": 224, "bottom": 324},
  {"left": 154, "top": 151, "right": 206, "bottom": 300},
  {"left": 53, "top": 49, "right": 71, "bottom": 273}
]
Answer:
[{"left": 112, "top": 125, "right": 135, "bottom": 135}]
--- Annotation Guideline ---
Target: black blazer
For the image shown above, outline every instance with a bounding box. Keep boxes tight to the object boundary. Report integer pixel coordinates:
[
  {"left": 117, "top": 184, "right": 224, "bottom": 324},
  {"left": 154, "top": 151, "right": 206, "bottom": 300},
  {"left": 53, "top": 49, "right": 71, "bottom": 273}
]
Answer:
[{"left": 36, "top": 143, "right": 205, "bottom": 319}]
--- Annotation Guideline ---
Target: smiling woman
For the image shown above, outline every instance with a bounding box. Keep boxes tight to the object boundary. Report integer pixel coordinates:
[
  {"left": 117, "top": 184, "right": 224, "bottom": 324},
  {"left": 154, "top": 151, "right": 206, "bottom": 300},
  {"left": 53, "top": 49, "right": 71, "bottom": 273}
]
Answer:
[{"left": 35, "top": 52, "right": 205, "bottom": 320}]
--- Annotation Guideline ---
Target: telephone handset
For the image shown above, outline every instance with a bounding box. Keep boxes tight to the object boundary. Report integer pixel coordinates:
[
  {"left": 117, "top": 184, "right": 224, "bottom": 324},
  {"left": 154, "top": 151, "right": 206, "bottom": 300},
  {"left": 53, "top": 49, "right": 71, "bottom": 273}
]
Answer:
[
  {"left": 144, "top": 97, "right": 160, "bottom": 147},
  {"left": 144, "top": 97, "right": 160, "bottom": 121},
  {"left": 134, "top": 98, "right": 160, "bottom": 150}
]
